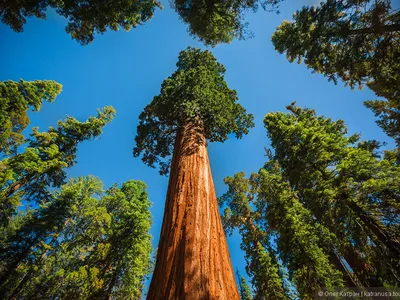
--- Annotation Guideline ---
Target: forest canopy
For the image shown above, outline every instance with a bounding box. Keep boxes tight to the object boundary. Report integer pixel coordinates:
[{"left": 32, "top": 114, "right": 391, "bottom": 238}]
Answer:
[
  {"left": 0, "top": 80, "right": 152, "bottom": 299},
  {"left": 0, "top": 0, "right": 162, "bottom": 44}
]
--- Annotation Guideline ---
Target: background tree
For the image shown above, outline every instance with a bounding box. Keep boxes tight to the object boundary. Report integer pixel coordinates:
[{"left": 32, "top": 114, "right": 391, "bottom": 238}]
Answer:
[
  {"left": 272, "top": 0, "right": 400, "bottom": 145},
  {"left": 220, "top": 172, "right": 289, "bottom": 299},
  {"left": 0, "top": 79, "right": 62, "bottom": 156},
  {"left": 174, "top": 0, "right": 281, "bottom": 46},
  {"left": 264, "top": 105, "right": 400, "bottom": 286},
  {"left": 236, "top": 269, "right": 253, "bottom": 300},
  {"left": 0, "top": 0, "right": 162, "bottom": 45},
  {"left": 0, "top": 177, "right": 153, "bottom": 299},
  {"left": 0, "top": 105, "right": 115, "bottom": 227},
  {"left": 222, "top": 169, "right": 345, "bottom": 299},
  {"left": 134, "top": 47, "right": 254, "bottom": 298}
]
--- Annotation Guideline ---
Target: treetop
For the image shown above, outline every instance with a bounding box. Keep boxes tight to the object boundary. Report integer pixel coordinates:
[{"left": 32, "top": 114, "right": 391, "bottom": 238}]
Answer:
[{"left": 134, "top": 47, "right": 254, "bottom": 175}]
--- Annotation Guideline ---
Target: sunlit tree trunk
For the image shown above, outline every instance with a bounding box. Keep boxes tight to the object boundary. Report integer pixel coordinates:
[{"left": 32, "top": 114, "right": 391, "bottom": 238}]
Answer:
[{"left": 147, "top": 123, "right": 239, "bottom": 299}]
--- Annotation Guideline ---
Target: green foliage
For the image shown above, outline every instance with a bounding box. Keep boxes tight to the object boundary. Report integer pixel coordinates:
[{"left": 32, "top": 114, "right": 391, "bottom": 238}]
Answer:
[
  {"left": 0, "top": 0, "right": 162, "bottom": 45},
  {"left": 264, "top": 105, "right": 400, "bottom": 286},
  {"left": 222, "top": 167, "right": 344, "bottom": 299},
  {"left": 365, "top": 98, "right": 400, "bottom": 150},
  {"left": 0, "top": 79, "right": 62, "bottom": 156},
  {"left": 134, "top": 47, "right": 254, "bottom": 175},
  {"left": 0, "top": 106, "right": 115, "bottom": 226},
  {"left": 257, "top": 165, "right": 345, "bottom": 298},
  {"left": 272, "top": 0, "right": 399, "bottom": 90},
  {"left": 237, "top": 272, "right": 253, "bottom": 300},
  {"left": 220, "top": 172, "right": 291, "bottom": 299},
  {"left": 272, "top": 0, "right": 400, "bottom": 143},
  {"left": 223, "top": 105, "right": 400, "bottom": 296},
  {"left": 174, "top": 0, "right": 281, "bottom": 46},
  {"left": 0, "top": 177, "right": 152, "bottom": 299}
]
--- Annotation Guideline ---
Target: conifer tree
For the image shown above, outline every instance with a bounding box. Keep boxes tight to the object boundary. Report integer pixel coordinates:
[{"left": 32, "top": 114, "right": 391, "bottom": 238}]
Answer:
[
  {"left": 134, "top": 47, "right": 254, "bottom": 298},
  {"left": 236, "top": 270, "right": 253, "bottom": 300},
  {"left": 272, "top": 0, "right": 400, "bottom": 144},
  {"left": 0, "top": 0, "right": 162, "bottom": 44},
  {"left": 0, "top": 106, "right": 115, "bottom": 227},
  {"left": 264, "top": 105, "right": 400, "bottom": 286},
  {"left": 0, "top": 177, "right": 153, "bottom": 299},
  {"left": 0, "top": 79, "right": 62, "bottom": 156},
  {"left": 222, "top": 169, "right": 345, "bottom": 299},
  {"left": 256, "top": 163, "right": 345, "bottom": 298},
  {"left": 220, "top": 172, "right": 289, "bottom": 299}
]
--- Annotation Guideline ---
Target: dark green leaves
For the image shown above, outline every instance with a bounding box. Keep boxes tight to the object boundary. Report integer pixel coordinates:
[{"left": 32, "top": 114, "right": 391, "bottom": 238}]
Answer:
[
  {"left": 0, "top": 0, "right": 162, "bottom": 45},
  {"left": 272, "top": 0, "right": 399, "bottom": 90},
  {"left": 271, "top": 0, "right": 400, "bottom": 145},
  {"left": 174, "top": 0, "right": 281, "bottom": 46},
  {"left": 134, "top": 47, "right": 254, "bottom": 175}
]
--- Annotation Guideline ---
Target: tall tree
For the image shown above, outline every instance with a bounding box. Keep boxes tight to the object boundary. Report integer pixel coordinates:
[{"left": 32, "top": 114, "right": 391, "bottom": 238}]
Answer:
[
  {"left": 0, "top": 0, "right": 162, "bottom": 45},
  {"left": 0, "top": 106, "right": 115, "bottom": 227},
  {"left": 222, "top": 169, "right": 345, "bottom": 299},
  {"left": 272, "top": 0, "right": 400, "bottom": 144},
  {"left": 0, "top": 79, "right": 62, "bottom": 156},
  {"left": 236, "top": 270, "right": 253, "bottom": 300},
  {"left": 134, "top": 47, "right": 254, "bottom": 298},
  {"left": 98, "top": 180, "right": 153, "bottom": 299},
  {"left": 0, "top": 177, "right": 153, "bottom": 299},
  {"left": 255, "top": 164, "right": 345, "bottom": 298},
  {"left": 220, "top": 172, "right": 289, "bottom": 299},
  {"left": 174, "top": 0, "right": 281, "bottom": 46},
  {"left": 264, "top": 105, "right": 400, "bottom": 286}
]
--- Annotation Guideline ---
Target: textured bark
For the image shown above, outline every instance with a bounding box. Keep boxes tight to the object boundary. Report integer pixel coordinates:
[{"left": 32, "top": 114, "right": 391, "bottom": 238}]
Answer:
[{"left": 147, "top": 123, "right": 239, "bottom": 299}]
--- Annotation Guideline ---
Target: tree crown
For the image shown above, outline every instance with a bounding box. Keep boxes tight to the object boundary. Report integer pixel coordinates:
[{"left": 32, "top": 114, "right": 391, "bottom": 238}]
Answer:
[
  {"left": 174, "top": 0, "right": 281, "bottom": 46},
  {"left": 0, "top": 80, "right": 62, "bottom": 155},
  {"left": 134, "top": 47, "right": 254, "bottom": 175}
]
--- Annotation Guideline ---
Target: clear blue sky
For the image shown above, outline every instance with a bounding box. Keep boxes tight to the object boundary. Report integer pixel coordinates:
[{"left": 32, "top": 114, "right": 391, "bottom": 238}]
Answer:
[{"left": 0, "top": 0, "right": 393, "bottom": 295}]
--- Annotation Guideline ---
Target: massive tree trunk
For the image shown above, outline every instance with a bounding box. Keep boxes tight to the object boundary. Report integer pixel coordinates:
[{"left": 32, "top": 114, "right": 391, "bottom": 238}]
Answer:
[{"left": 147, "top": 123, "right": 239, "bottom": 299}]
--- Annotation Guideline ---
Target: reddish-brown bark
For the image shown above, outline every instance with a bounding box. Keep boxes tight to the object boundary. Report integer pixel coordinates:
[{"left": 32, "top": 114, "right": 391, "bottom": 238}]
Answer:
[{"left": 147, "top": 123, "right": 239, "bottom": 299}]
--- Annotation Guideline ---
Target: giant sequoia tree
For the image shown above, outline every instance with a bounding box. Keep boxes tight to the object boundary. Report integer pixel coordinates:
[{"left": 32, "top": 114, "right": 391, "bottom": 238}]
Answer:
[
  {"left": 272, "top": 0, "right": 400, "bottom": 146},
  {"left": 134, "top": 47, "right": 254, "bottom": 298},
  {"left": 0, "top": 0, "right": 162, "bottom": 44}
]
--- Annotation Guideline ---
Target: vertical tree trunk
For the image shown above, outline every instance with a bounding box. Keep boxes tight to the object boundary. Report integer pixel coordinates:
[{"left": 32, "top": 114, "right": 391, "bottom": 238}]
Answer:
[
  {"left": 147, "top": 123, "right": 239, "bottom": 299},
  {"left": 346, "top": 200, "right": 400, "bottom": 258},
  {"left": 328, "top": 249, "right": 360, "bottom": 288}
]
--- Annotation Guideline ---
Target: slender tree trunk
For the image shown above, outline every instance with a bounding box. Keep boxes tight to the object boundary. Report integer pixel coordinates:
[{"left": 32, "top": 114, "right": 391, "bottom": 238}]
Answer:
[
  {"left": 5, "top": 174, "right": 31, "bottom": 198},
  {"left": 105, "top": 270, "right": 118, "bottom": 300},
  {"left": 147, "top": 122, "right": 239, "bottom": 299},
  {"left": 328, "top": 249, "right": 359, "bottom": 288},
  {"left": 0, "top": 242, "right": 35, "bottom": 285},
  {"left": 7, "top": 230, "right": 63, "bottom": 299},
  {"left": 342, "top": 247, "right": 382, "bottom": 287},
  {"left": 346, "top": 200, "right": 400, "bottom": 258}
]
